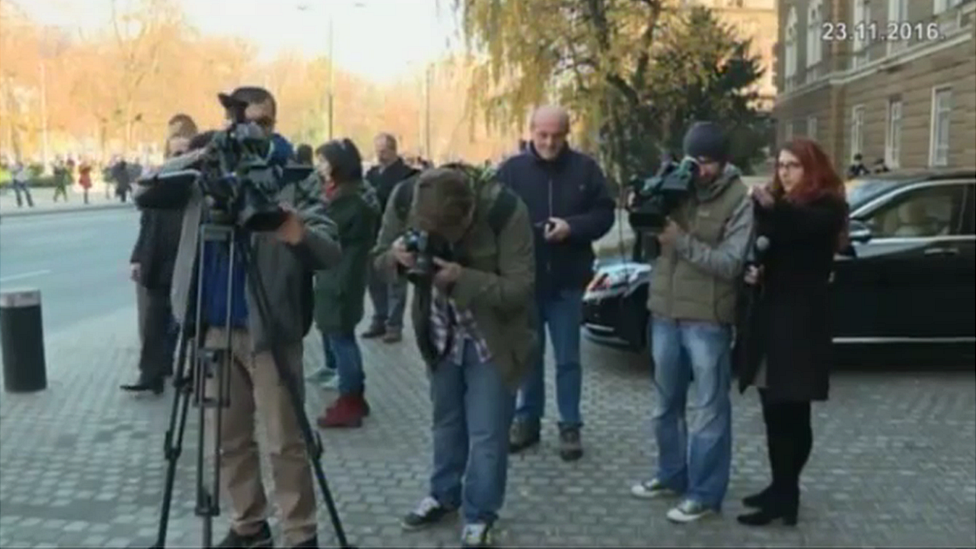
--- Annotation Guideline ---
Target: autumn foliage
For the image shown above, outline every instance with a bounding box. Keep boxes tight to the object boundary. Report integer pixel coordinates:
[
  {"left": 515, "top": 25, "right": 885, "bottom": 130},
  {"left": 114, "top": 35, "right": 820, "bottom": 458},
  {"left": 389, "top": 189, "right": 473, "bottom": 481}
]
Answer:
[{"left": 0, "top": 0, "right": 518, "bottom": 166}]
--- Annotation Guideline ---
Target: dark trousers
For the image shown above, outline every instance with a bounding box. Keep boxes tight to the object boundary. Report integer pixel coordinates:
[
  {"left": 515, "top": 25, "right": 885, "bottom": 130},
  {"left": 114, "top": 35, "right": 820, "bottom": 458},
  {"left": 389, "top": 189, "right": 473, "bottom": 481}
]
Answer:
[
  {"left": 759, "top": 389, "right": 813, "bottom": 507},
  {"left": 138, "top": 288, "right": 178, "bottom": 382}
]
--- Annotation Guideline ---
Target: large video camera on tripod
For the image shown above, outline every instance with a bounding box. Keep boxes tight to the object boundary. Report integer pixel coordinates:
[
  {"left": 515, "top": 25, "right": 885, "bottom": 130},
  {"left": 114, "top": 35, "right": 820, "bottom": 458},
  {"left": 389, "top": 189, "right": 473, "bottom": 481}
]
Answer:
[{"left": 137, "top": 94, "right": 353, "bottom": 549}]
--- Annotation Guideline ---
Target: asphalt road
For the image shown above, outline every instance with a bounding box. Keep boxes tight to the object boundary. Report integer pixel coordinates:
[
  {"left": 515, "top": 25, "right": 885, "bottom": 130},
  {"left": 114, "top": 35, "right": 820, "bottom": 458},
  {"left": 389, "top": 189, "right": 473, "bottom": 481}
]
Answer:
[{"left": 0, "top": 209, "right": 140, "bottom": 336}]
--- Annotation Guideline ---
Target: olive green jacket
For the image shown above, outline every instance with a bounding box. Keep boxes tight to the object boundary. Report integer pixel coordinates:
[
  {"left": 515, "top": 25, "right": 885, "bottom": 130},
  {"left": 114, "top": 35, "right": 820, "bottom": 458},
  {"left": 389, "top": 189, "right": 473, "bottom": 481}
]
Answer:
[{"left": 372, "top": 178, "right": 537, "bottom": 389}]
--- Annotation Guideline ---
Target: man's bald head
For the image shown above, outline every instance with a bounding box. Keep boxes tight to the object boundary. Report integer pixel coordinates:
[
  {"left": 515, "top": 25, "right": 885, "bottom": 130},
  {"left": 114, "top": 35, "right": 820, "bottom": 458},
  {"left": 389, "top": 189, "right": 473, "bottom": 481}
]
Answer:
[{"left": 529, "top": 105, "right": 570, "bottom": 160}]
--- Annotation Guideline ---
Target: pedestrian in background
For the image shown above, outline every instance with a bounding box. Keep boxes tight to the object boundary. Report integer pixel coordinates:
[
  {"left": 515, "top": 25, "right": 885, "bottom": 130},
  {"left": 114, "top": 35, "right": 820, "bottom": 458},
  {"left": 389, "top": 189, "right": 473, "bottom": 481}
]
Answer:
[
  {"left": 362, "top": 133, "right": 419, "bottom": 343},
  {"left": 78, "top": 159, "right": 92, "bottom": 204},
  {"left": 12, "top": 162, "right": 34, "bottom": 208},
  {"left": 735, "top": 137, "right": 848, "bottom": 527},
  {"left": 497, "top": 105, "right": 615, "bottom": 462},
  {"left": 295, "top": 143, "right": 313, "bottom": 165},
  {"left": 313, "top": 139, "right": 380, "bottom": 429}
]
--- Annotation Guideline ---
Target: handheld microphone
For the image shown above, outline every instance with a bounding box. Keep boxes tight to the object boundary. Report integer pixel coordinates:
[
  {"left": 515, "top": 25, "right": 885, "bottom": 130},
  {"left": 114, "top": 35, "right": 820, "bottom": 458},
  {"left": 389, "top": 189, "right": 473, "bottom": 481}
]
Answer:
[{"left": 747, "top": 235, "right": 770, "bottom": 268}]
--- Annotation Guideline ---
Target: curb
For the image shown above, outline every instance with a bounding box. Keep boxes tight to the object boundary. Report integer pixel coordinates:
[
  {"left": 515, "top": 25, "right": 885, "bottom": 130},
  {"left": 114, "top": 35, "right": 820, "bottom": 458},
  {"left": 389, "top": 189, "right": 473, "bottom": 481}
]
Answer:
[{"left": 0, "top": 203, "right": 134, "bottom": 218}]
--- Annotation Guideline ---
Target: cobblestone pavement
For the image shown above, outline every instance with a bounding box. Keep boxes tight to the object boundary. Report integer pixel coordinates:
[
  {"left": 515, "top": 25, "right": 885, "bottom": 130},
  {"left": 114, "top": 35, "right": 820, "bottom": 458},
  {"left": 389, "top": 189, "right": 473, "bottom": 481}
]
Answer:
[{"left": 1, "top": 304, "right": 974, "bottom": 548}]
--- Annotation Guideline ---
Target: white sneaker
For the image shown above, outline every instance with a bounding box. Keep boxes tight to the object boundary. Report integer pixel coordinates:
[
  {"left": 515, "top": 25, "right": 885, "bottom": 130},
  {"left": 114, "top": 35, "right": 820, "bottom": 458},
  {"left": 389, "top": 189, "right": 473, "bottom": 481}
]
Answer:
[
  {"left": 666, "top": 499, "right": 715, "bottom": 523},
  {"left": 319, "top": 375, "right": 340, "bottom": 390},
  {"left": 630, "top": 478, "right": 680, "bottom": 500}
]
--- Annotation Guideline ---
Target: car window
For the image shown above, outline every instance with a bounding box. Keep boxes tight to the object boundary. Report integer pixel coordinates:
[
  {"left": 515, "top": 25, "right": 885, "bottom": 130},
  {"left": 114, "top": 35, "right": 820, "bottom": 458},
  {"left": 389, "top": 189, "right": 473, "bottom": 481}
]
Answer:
[
  {"left": 963, "top": 184, "right": 975, "bottom": 236},
  {"left": 861, "top": 184, "right": 966, "bottom": 238}
]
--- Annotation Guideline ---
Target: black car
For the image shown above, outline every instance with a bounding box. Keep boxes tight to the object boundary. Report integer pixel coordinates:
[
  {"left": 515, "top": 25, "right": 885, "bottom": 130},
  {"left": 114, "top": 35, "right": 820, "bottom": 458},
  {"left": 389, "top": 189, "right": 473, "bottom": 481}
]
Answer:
[{"left": 582, "top": 169, "right": 976, "bottom": 352}]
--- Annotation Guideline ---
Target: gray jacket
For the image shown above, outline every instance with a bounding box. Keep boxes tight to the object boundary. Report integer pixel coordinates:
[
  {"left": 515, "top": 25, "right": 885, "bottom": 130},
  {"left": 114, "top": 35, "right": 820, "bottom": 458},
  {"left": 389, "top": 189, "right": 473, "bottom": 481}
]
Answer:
[{"left": 168, "top": 172, "right": 341, "bottom": 353}]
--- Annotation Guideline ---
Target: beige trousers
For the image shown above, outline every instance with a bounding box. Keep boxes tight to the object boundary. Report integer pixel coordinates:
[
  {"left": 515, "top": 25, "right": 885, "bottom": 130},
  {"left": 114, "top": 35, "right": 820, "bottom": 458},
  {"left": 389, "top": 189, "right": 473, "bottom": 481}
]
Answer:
[{"left": 205, "top": 328, "right": 316, "bottom": 544}]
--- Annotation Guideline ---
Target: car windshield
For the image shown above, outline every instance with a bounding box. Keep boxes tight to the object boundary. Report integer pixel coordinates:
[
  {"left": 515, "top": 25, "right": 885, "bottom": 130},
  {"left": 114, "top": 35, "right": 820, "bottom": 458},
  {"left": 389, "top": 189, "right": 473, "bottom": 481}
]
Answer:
[{"left": 845, "top": 179, "right": 893, "bottom": 210}]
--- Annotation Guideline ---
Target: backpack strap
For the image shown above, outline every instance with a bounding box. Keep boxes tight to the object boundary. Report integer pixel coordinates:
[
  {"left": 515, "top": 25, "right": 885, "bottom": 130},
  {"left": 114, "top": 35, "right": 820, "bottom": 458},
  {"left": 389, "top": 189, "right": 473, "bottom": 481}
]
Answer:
[
  {"left": 485, "top": 186, "right": 519, "bottom": 237},
  {"left": 391, "top": 176, "right": 419, "bottom": 223}
]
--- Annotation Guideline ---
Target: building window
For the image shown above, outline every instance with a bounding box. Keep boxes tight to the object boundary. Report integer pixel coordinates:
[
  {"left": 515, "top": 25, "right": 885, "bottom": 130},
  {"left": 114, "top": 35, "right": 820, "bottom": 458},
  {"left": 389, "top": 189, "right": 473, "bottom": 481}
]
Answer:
[
  {"left": 807, "top": 0, "right": 823, "bottom": 68},
  {"left": 934, "top": 0, "right": 965, "bottom": 14},
  {"left": 851, "top": 105, "right": 865, "bottom": 160},
  {"left": 888, "top": 0, "right": 909, "bottom": 54},
  {"left": 929, "top": 87, "right": 952, "bottom": 167},
  {"left": 886, "top": 99, "right": 903, "bottom": 168},
  {"left": 784, "top": 6, "right": 798, "bottom": 90},
  {"left": 852, "top": 0, "right": 871, "bottom": 68},
  {"left": 785, "top": 120, "right": 794, "bottom": 142},
  {"left": 807, "top": 116, "right": 818, "bottom": 141}
]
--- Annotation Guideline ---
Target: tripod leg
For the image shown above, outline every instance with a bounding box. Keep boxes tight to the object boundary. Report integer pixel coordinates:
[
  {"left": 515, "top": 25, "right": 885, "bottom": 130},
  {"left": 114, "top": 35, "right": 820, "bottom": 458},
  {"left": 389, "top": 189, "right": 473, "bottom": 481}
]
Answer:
[
  {"left": 152, "top": 328, "right": 194, "bottom": 549},
  {"left": 241, "top": 245, "right": 354, "bottom": 549}
]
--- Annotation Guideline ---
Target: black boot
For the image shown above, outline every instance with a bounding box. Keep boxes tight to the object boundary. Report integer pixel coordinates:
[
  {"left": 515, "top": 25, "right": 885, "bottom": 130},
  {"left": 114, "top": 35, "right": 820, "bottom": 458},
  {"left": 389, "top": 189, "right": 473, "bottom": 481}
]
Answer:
[
  {"left": 738, "top": 434, "right": 798, "bottom": 526},
  {"left": 120, "top": 376, "right": 164, "bottom": 395}
]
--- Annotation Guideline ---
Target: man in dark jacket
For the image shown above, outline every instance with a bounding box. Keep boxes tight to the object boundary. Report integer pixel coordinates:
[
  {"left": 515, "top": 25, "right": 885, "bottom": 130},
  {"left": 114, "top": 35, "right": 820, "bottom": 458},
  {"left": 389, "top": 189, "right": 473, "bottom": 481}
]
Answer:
[
  {"left": 496, "top": 105, "right": 615, "bottom": 462},
  {"left": 362, "top": 132, "right": 419, "bottom": 342},
  {"left": 122, "top": 123, "right": 197, "bottom": 394}
]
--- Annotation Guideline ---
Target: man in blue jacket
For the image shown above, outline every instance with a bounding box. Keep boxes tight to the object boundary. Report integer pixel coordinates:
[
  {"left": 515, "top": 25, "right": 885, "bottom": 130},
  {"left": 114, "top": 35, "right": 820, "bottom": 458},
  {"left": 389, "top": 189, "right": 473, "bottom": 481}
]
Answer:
[{"left": 496, "top": 105, "right": 615, "bottom": 461}]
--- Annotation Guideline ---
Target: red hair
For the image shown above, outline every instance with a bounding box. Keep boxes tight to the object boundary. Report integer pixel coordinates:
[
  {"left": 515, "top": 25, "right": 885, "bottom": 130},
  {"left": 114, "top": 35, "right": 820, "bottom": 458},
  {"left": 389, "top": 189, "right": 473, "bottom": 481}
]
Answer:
[{"left": 772, "top": 137, "right": 845, "bottom": 204}]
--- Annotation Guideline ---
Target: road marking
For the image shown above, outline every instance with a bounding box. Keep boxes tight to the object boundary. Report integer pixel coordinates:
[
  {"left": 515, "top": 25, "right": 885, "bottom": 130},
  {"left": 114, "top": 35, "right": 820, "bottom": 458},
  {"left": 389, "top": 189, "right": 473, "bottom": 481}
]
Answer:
[{"left": 0, "top": 270, "right": 52, "bottom": 283}]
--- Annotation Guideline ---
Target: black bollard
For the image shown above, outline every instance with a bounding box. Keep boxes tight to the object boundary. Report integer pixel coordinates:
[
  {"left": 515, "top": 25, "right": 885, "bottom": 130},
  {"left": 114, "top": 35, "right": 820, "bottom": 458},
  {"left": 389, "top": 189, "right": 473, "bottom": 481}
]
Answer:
[{"left": 1, "top": 288, "right": 47, "bottom": 393}]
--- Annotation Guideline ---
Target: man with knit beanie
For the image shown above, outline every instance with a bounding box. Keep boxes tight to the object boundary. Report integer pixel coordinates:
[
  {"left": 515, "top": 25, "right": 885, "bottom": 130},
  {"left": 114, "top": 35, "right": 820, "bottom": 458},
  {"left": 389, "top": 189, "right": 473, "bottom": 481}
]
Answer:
[
  {"left": 629, "top": 121, "right": 753, "bottom": 523},
  {"left": 373, "top": 165, "right": 536, "bottom": 548}
]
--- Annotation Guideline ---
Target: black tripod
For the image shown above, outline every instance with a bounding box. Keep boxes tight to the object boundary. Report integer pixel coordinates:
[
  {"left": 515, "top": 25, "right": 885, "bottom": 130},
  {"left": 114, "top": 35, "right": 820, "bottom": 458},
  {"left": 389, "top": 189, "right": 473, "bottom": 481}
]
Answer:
[{"left": 151, "top": 219, "right": 352, "bottom": 549}]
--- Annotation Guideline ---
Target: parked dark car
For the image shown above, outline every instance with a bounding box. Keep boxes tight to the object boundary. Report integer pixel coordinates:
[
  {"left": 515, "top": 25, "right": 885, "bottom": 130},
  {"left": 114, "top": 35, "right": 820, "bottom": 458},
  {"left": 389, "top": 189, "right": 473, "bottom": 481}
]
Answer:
[{"left": 582, "top": 169, "right": 976, "bottom": 353}]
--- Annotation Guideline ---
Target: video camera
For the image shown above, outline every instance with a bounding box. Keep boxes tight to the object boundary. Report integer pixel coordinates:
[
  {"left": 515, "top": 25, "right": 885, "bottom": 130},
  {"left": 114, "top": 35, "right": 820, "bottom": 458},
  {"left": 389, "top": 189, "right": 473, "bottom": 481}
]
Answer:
[
  {"left": 403, "top": 228, "right": 454, "bottom": 284},
  {"left": 628, "top": 157, "right": 699, "bottom": 232},
  {"left": 135, "top": 94, "right": 311, "bottom": 232}
]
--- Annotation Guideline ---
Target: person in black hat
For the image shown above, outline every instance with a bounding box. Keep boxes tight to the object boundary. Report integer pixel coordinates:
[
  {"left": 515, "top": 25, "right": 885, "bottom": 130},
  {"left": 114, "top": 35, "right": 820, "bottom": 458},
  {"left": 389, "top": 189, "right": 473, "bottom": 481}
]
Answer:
[{"left": 629, "top": 121, "right": 754, "bottom": 524}]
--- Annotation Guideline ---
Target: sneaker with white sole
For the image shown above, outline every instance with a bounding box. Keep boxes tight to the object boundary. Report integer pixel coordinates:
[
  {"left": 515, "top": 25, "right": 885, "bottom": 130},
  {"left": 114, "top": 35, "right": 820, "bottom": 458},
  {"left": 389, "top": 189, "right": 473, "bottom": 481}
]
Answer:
[
  {"left": 461, "top": 522, "right": 494, "bottom": 548},
  {"left": 630, "top": 478, "right": 680, "bottom": 500},
  {"left": 666, "top": 499, "right": 715, "bottom": 523},
  {"left": 401, "top": 496, "right": 455, "bottom": 531},
  {"left": 319, "top": 375, "right": 340, "bottom": 390}
]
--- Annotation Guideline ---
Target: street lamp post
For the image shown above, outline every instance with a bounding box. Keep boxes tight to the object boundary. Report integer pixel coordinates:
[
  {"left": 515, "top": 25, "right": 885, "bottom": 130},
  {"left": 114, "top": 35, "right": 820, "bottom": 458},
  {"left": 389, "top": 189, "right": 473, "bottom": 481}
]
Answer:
[{"left": 298, "top": 1, "right": 365, "bottom": 142}]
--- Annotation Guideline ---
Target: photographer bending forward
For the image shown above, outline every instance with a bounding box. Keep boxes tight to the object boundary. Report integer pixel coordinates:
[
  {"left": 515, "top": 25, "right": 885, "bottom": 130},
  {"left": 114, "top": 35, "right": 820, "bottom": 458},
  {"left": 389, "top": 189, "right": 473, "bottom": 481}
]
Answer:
[
  {"left": 630, "top": 122, "right": 753, "bottom": 524},
  {"left": 167, "top": 87, "right": 342, "bottom": 548},
  {"left": 375, "top": 166, "right": 536, "bottom": 548}
]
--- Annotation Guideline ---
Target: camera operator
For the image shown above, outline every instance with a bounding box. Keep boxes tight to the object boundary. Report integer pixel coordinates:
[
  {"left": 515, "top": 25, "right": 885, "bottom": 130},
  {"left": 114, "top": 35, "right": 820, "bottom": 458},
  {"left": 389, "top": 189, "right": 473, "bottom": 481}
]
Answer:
[
  {"left": 164, "top": 87, "right": 342, "bottom": 548},
  {"left": 362, "top": 132, "right": 420, "bottom": 343},
  {"left": 497, "top": 105, "right": 614, "bottom": 461},
  {"left": 374, "top": 166, "right": 535, "bottom": 547},
  {"left": 122, "top": 113, "right": 198, "bottom": 394},
  {"left": 629, "top": 122, "right": 753, "bottom": 524},
  {"left": 734, "top": 138, "right": 848, "bottom": 527},
  {"left": 311, "top": 139, "right": 380, "bottom": 429}
]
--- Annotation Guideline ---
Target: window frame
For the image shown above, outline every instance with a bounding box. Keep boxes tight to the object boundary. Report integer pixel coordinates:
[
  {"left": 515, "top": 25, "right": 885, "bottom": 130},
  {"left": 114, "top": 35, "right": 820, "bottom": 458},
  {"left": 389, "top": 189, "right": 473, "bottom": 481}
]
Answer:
[
  {"left": 885, "top": 98, "right": 903, "bottom": 169},
  {"left": 850, "top": 104, "right": 866, "bottom": 161},
  {"left": 807, "top": 0, "right": 824, "bottom": 67},
  {"left": 856, "top": 182, "right": 969, "bottom": 239},
  {"left": 929, "top": 86, "right": 953, "bottom": 167}
]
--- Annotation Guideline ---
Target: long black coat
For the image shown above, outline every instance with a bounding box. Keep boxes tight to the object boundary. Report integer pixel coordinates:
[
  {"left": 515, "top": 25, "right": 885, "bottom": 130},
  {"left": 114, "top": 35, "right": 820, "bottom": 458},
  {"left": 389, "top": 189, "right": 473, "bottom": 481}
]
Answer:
[
  {"left": 735, "top": 193, "right": 848, "bottom": 402},
  {"left": 130, "top": 208, "right": 184, "bottom": 292}
]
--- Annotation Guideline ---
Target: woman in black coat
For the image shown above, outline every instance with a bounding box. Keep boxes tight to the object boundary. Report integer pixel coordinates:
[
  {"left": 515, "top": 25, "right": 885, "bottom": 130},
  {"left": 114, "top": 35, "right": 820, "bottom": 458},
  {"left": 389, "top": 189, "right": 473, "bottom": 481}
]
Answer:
[{"left": 735, "top": 137, "right": 848, "bottom": 527}]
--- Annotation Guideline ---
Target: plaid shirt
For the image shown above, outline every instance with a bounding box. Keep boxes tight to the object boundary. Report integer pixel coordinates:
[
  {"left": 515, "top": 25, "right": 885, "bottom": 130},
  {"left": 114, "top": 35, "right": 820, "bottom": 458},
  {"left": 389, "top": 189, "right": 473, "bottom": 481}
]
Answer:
[{"left": 430, "top": 287, "right": 492, "bottom": 364}]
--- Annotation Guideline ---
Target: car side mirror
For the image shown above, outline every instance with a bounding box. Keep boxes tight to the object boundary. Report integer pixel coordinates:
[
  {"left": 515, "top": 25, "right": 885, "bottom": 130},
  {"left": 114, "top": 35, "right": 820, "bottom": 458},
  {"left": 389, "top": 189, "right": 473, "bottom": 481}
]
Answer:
[{"left": 848, "top": 219, "right": 873, "bottom": 243}]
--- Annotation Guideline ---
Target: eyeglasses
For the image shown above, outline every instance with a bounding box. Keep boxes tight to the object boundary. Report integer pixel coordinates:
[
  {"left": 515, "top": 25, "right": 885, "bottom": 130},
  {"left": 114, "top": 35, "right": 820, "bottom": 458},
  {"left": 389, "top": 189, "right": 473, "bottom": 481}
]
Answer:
[{"left": 776, "top": 161, "right": 803, "bottom": 170}]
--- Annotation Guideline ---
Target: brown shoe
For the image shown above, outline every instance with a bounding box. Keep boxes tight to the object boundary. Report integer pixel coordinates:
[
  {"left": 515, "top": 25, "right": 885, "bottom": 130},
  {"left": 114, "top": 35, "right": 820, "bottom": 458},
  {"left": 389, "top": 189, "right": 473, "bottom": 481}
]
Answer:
[{"left": 382, "top": 330, "right": 402, "bottom": 343}]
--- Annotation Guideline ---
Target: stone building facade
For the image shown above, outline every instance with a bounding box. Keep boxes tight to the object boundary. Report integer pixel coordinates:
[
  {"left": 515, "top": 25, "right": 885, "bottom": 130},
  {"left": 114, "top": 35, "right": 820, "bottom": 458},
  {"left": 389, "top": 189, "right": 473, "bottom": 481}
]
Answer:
[{"left": 774, "top": 0, "right": 975, "bottom": 172}]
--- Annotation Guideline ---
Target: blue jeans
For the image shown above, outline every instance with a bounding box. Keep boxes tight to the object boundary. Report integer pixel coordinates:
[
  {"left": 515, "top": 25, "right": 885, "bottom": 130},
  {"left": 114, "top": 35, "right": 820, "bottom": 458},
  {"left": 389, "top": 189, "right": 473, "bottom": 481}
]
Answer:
[
  {"left": 515, "top": 289, "right": 584, "bottom": 428},
  {"left": 322, "top": 332, "right": 364, "bottom": 395},
  {"left": 649, "top": 316, "right": 733, "bottom": 510},
  {"left": 367, "top": 264, "right": 407, "bottom": 331},
  {"left": 429, "top": 341, "right": 515, "bottom": 524}
]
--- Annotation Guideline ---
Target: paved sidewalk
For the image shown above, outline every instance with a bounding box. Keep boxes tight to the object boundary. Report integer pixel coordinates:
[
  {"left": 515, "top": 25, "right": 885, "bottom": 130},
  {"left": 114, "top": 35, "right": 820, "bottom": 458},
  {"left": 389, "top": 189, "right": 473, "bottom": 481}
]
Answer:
[
  {"left": 1, "top": 296, "right": 973, "bottom": 547},
  {"left": 0, "top": 186, "right": 133, "bottom": 217}
]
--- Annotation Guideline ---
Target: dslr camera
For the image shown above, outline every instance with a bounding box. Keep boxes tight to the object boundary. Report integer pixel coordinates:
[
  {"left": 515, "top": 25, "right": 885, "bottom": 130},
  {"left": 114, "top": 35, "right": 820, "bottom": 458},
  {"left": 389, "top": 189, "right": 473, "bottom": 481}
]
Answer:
[
  {"left": 628, "top": 157, "right": 699, "bottom": 232},
  {"left": 403, "top": 228, "right": 454, "bottom": 284}
]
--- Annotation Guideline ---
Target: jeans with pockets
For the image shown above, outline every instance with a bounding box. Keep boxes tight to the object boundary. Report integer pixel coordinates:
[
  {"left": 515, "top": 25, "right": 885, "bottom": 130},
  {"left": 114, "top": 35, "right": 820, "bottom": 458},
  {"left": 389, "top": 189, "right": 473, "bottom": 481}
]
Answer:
[{"left": 649, "top": 315, "right": 733, "bottom": 510}]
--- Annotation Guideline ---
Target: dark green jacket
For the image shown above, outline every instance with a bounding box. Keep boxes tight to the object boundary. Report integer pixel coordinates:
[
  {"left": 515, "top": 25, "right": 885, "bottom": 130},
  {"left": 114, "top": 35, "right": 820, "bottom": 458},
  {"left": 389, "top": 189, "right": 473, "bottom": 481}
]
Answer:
[
  {"left": 315, "top": 180, "right": 380, "bottom": 333},
  {"left": 372, "top": 175, "right": 537, "bottom": 389}
]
